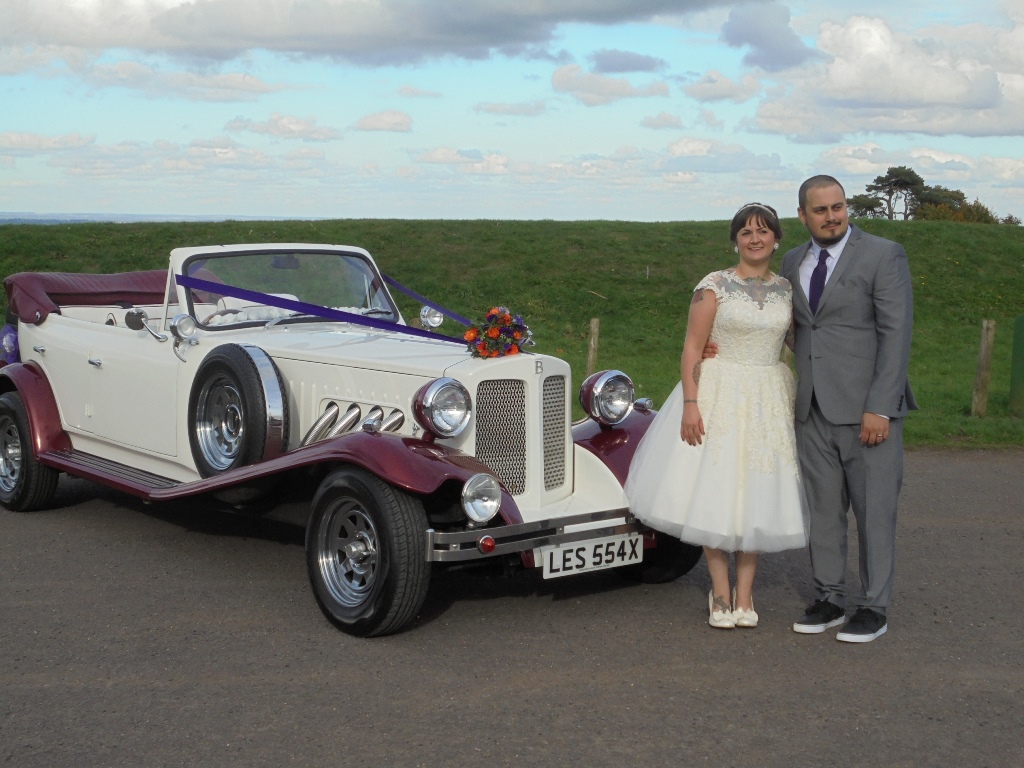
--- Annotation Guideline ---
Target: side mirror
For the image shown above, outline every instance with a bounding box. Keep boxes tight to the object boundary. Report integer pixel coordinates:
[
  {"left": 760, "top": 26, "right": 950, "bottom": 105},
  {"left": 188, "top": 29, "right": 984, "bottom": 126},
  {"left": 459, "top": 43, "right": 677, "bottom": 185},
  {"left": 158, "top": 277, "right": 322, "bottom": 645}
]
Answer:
[
  {"left": 124, "top": 308, "right": 147, "bottom": 331},
  {"left": 124, "top": 308, "right": 168, "bottom": 342}
]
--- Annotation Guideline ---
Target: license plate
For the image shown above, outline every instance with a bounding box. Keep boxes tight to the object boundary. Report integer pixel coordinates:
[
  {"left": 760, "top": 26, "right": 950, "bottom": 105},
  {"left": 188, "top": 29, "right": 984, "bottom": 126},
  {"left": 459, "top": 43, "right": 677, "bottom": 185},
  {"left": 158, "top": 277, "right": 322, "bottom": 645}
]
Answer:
[{"left": 540, "top": 532, "right": 643, "bottom": 579}]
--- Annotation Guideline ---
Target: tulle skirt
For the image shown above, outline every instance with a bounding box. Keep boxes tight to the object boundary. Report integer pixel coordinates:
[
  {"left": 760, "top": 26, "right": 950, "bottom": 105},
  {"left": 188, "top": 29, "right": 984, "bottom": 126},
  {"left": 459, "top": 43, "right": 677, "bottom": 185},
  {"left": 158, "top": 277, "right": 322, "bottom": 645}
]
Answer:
[{"left": 624, "top": 359, "right": 809, "bottom": 553}]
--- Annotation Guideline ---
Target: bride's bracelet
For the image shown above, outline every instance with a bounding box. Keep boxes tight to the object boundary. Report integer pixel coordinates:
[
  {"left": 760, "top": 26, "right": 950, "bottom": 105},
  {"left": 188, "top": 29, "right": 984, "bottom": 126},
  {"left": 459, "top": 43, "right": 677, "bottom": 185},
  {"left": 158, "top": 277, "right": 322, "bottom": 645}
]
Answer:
[{"left": 683, "top": 399, "right": 697, "bottom": 403}]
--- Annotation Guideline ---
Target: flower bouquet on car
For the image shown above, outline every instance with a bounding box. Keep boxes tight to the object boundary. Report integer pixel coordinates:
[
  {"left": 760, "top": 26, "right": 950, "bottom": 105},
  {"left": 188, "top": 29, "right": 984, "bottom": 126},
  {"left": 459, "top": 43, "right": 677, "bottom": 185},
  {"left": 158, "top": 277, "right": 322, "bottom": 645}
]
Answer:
[{"left": 463, "top": 307, "right": 533, "bottom": 358}]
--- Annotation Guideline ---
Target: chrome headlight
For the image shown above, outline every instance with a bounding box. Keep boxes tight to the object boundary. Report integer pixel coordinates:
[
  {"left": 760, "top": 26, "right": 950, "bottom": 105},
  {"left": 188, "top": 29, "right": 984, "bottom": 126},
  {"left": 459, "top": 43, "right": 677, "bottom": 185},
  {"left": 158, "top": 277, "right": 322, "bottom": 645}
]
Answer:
[
  {"left": 419, "top": 306, "right": 444, "bottom": 329},
  {"left": 170, "top": 314, "right": 198, "bottom": 341},
  {"left": 461, "top": 473, "right": 501, "bottom": 524},
  {"left": 414, "top": 377, "right": 472, "bottom": 438},
  {"left": 579, "top": 370, "right": 635, "bottom": 426}
]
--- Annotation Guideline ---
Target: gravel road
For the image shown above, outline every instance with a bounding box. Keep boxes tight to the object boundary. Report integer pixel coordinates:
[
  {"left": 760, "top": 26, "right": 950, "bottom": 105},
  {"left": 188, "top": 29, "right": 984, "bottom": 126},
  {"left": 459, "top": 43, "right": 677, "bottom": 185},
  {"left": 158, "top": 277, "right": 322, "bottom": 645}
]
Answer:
[{"left": 2, "top": 449, "right": 1022, "bottom": 768}]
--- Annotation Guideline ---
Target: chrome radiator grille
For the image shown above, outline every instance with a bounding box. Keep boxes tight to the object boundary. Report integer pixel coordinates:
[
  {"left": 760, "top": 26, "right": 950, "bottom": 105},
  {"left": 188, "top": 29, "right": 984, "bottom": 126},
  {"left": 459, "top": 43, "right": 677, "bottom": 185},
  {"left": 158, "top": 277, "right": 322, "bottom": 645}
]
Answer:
[
  {"left": 542, "top": 376, "right": 567, "bottom": 490},
  {"left": 475, "top": 380, "right": 527, "bottom": 495}
]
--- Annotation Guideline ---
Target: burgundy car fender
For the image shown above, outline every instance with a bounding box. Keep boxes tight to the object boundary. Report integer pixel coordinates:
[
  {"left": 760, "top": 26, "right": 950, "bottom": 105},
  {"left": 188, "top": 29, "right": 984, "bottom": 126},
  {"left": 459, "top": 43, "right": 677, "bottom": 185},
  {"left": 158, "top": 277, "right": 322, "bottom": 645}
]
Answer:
[
  {"left": 571, "top": 408, "right": 656, "bottom": 487},
  {"left": 0, "top": 362, "right": 72, "bottom": 455},
  {"left": 310, "top": 432, "right": 523, "bottom": 525},
  {"left": 139, "top": 431, "right": 522, "bottom": 524}
]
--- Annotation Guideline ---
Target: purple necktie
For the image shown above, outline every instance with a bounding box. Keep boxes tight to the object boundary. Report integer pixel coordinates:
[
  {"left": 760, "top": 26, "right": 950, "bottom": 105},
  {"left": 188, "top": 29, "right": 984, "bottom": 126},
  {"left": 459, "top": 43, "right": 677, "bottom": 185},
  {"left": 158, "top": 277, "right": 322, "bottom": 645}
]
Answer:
[{"left": 808, "top": 248, "right": 830, "bottom": 314}]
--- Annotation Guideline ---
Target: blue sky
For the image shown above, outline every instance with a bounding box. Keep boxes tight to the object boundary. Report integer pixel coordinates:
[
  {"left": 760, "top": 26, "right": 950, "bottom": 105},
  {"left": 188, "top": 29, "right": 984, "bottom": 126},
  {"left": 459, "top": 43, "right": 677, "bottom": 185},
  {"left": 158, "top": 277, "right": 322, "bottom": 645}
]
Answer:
[{"left": 2, "top": 0, "right": 1022, "bottom": 222}]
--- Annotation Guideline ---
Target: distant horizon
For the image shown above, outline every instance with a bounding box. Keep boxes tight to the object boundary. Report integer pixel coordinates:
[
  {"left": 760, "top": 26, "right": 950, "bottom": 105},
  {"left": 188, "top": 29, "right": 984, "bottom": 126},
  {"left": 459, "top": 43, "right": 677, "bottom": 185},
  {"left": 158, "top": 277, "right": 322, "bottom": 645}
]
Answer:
[{"left": 0, "top": 212, "right": 299, "bottom": 225}]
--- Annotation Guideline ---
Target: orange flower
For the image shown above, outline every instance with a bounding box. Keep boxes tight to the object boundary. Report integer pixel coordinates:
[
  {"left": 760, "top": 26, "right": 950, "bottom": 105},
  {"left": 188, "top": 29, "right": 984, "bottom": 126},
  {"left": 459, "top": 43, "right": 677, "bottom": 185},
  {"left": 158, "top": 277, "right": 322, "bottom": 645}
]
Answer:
[
  {"left": 513, "top": 330, "right": 522, "bottom": 339},
  {"left": 508, "top": 345, "right": 520, "bottom": 355},
  {"left": 476, "top": 340, "right": 487, "bottom": 352},
  {"left": 489, "top": 307, "right": 500, "bottom": 316},
  {"left": 500, "top": 313, "right": 512, "bottom": 325},
  {"left": 487, "top": 327, "right": 500, "bottom": 339},
  {"left": 464, "top": 328, "right": 479, "bottom": 342}
]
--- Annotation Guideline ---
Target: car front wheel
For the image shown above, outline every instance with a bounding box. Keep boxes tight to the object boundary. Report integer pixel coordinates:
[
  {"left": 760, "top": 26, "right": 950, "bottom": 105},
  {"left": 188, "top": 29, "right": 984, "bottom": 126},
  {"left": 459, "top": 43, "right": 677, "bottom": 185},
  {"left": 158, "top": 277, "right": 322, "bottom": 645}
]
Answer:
[
  {"left": 306, "top": 468, "right": 430, "bottom": 637},
  {"left": 0, "top": 391, "right": 59, "bottom": 512}
]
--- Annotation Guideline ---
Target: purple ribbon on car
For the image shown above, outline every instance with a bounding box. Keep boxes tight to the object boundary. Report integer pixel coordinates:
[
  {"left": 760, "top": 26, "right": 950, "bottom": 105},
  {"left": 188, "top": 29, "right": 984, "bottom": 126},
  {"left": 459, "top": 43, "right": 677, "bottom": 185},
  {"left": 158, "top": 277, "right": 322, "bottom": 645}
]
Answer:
[{"left": 174, "top": 273, "right": 468, "bottom": 346}]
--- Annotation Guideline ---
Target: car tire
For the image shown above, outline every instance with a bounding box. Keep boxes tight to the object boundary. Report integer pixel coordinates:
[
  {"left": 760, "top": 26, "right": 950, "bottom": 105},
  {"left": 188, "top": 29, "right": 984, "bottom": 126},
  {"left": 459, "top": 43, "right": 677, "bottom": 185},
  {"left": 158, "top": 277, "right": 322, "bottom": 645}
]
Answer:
[
  {"left": 0, "top": 391, "right": 59, "bottom": 512},
  {"left": 188, "top": 344, "right": 288, "bottom": 478},
  {"left": 618, "top": 531, "right": 703, "bottom": 584},
  {"left": 306, "top": 467, "right": 430, "bottom": 637}
]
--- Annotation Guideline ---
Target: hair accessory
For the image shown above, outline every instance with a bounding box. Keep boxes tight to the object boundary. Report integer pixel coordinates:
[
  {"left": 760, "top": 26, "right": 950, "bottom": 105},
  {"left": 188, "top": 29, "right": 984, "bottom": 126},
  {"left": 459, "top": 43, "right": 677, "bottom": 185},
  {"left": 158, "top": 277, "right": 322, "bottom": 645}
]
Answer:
[{"left": 738, "top": 201, "right": 779, "bottom": 219}]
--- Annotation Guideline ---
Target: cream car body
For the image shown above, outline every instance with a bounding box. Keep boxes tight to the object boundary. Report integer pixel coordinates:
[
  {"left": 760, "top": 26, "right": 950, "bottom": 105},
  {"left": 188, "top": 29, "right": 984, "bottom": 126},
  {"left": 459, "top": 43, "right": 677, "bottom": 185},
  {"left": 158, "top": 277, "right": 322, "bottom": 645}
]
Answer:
[{"left": 1, "top": 243, "right": 701, "bottom": 636}]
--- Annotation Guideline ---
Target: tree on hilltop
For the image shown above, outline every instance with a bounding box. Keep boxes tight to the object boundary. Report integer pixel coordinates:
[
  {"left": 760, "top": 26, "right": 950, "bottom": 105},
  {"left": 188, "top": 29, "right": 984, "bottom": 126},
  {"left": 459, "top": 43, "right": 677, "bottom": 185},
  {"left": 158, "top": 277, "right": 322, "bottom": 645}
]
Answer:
[
  {"left": 865, "top": 166, "right": 924, "bottom": 220},
  {"left": 851, "top": 166, "right": 1015, "bottom": 225}
]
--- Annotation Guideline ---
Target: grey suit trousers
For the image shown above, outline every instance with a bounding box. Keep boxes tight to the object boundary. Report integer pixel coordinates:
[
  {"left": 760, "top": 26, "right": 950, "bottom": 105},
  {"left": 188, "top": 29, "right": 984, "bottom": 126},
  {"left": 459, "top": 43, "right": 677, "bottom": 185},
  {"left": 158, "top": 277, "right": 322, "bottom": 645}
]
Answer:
[{"left": 797, "top": 398, "right": 903, "bottom": 615}]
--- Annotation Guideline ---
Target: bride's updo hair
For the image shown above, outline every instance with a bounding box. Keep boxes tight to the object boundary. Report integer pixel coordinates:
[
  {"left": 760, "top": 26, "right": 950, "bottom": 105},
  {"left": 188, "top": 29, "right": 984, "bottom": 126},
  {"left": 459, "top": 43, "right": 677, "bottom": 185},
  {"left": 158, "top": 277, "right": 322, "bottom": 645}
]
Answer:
[{"left": 730, "top": 202, "right": 783, "bottom": 244}]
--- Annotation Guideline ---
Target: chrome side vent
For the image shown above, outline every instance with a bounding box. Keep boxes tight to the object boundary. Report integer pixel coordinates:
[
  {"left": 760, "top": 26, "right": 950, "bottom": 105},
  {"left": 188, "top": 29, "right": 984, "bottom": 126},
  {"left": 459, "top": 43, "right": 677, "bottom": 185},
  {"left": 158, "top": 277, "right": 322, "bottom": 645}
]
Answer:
[
  {"left": 475, "top": 380, "right": 527, "bottom": 495},
  {"left": 542, "top": 375, "right": 567, "bottom": 490}
]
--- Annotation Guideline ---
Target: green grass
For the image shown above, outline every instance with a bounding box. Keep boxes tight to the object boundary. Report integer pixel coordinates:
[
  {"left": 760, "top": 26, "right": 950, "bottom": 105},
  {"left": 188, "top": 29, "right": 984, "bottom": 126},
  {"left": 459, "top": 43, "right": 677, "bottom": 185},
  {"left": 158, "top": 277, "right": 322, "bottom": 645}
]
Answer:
[{"left": 2, "top": 218, "right": 1022, "bottom": 447}]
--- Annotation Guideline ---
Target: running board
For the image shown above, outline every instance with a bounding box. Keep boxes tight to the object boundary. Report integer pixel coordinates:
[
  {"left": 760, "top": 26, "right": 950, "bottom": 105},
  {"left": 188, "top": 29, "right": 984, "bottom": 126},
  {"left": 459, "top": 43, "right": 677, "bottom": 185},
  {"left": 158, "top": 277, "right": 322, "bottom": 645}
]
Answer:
[{"left": 38, "top": 449, "right": 181, "bottom": 497}]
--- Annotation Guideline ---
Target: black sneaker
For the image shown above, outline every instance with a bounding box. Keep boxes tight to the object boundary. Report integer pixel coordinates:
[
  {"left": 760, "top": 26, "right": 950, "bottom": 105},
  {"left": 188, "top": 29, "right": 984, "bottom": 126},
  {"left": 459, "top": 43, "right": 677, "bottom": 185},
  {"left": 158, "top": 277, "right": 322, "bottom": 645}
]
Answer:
[
  {"left": 836, "top": 608, "right": 888, "bottom": 643},
  {"left": 793, "top": 599, "right": 845, "bottom": 634}
]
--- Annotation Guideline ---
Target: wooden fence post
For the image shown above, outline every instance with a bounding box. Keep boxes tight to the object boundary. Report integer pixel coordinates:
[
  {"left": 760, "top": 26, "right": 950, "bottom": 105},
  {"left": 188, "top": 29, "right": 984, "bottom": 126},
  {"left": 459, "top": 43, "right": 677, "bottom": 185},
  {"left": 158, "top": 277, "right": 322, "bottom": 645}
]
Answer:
[
  {"left": 971, "top": 319, "right": 996, "bottom": 417},
  {"left": 586, "top": 318, "right": 600, "bottom": 377}
]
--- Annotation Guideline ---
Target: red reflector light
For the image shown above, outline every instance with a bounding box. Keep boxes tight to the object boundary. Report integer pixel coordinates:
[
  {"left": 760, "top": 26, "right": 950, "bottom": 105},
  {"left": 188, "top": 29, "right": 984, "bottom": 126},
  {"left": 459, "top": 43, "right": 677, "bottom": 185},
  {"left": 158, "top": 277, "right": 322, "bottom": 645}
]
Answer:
[{"left": 478, "top": 535, "right": 496, "bottom": 554}]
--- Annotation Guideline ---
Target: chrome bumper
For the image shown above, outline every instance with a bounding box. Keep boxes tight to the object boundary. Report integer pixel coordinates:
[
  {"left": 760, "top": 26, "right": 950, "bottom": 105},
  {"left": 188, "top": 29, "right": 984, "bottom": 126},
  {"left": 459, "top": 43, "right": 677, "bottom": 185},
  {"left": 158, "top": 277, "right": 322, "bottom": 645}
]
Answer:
[{"left": 425, "top": 508, "right": 640, "bottom": 563}]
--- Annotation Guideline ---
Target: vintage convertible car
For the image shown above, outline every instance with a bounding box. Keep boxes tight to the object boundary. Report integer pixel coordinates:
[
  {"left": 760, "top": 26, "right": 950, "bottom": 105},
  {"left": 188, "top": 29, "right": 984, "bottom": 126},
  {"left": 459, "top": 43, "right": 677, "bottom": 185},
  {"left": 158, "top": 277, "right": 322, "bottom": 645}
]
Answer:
[{"left": 0, "top": 243, "right": 701, "bottom": 636}]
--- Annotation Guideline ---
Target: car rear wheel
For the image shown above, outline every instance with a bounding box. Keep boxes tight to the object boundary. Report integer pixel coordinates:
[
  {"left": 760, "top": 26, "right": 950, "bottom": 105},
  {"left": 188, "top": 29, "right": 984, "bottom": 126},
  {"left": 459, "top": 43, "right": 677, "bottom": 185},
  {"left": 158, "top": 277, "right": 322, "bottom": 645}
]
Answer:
[
  {"left": 306, "top": 468, "right": 430, "bottom": 637},
  {"left": 618, "top": 531, "right": 703, "bottom": 583},
  {"left": 0, "top": 391, "right": 59, "bottom": 512},
  {"left": 188, "top": 344, "right": 288, "bottom": 477}
]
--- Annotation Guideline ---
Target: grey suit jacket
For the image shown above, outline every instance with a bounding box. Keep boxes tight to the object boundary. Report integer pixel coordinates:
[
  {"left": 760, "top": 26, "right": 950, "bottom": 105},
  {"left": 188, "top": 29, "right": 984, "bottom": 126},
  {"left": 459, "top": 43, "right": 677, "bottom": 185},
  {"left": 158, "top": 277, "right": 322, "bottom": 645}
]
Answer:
[{"left": 781, "top": 224, "right": 917, "bottom": 425}]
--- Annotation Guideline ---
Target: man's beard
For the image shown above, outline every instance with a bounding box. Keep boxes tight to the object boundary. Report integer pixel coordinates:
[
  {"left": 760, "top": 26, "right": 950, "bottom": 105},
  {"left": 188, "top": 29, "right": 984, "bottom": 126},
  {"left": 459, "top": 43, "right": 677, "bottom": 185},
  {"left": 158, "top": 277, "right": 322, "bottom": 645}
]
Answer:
[{"left": 812, "top": 222, "right": 848, "bottom": 247}]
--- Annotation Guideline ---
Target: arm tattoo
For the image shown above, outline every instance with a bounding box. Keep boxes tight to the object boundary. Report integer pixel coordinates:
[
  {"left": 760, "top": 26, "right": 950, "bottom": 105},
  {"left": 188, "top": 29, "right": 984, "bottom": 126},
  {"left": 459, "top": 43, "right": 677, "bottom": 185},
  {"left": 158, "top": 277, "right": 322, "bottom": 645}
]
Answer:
[{"left": 691, "top": 290, "right": 705, "bottom": 305}]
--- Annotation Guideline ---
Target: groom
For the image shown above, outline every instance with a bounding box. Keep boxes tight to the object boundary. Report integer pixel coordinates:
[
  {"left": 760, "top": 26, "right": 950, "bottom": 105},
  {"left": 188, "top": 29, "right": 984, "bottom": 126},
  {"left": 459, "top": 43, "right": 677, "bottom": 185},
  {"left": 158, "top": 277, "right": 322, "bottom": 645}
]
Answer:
[{"left": 785, "top": 175, "right": 916, "bottom": 643}]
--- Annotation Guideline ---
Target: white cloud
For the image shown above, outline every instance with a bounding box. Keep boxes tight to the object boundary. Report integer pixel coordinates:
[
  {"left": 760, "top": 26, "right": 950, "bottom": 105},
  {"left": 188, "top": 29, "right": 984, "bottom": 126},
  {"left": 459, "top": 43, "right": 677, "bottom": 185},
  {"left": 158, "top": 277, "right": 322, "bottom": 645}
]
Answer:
[
  {"left": 552, "top": 64, "right": 669, "bottom": 106},
  {"left": 641, "top": 112, "right": 684, "bottom": 129},
  {"left": 352, "top": 110, "right": 413, "bottom": 132},
  {"left": 0, "top": 0, "right": 730, "bottom": 65},
  {"left": 0, "top": 132, "right": 95, "bottom": 155},
  {"left": 720, "top": 2, "right": 820, "bottom": 71},
  {"left": 589, "top": 49, "right": 666, "bottom": 73},
  {"left": 414, "top": 147, "right": 509, "bottom": 174},
  {"left": 86, "top": 61, "right": 285, "bottom": 101},
  {"left": 668, "top": 138, "right": 714, "bottom": 157},
  {"left": 474, "top": 100, "right": 546, "bottom": 116},
  {"left": 225, "top": 113, "right": 341, "bottom": 141},
  {"left": 663, "top": 137, "right": 782, "bottom": 174},
  {"left": 399, "top": 85, "right": 441, "bottom": 98},
  {"left": 754, "top": 15, "right": 1024, "bottom": 139},
  {"left": 683, "top": 70, "right": 760, "bottom": 102}
]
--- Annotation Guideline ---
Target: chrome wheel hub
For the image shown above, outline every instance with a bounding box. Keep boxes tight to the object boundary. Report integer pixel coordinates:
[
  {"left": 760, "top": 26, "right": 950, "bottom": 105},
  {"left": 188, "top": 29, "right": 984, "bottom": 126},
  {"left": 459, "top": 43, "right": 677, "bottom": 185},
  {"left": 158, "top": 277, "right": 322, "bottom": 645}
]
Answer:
[
  {"left": 0, "top": 415, "right": 22, "bottom": 493},
  {"left": 317, "top": 502, "right": 380, "bottom": 608},
  {"left": 195, "top": 374, "right": 245, "bottom": 471}
]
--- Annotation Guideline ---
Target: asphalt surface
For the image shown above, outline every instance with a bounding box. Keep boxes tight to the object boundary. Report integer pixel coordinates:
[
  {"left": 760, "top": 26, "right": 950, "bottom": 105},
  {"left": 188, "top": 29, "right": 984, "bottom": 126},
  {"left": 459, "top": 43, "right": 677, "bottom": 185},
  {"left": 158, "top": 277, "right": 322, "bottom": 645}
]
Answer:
[{"left": 2, "top": 449, "right": 1023, "bottom": 768}]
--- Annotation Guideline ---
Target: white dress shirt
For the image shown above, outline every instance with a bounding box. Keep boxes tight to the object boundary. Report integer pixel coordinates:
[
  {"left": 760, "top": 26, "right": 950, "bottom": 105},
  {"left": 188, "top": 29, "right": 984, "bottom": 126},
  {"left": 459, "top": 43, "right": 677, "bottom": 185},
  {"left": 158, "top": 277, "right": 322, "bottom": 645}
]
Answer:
[{"left": 798, "top": 225, "right": 852, "bottom": 300}]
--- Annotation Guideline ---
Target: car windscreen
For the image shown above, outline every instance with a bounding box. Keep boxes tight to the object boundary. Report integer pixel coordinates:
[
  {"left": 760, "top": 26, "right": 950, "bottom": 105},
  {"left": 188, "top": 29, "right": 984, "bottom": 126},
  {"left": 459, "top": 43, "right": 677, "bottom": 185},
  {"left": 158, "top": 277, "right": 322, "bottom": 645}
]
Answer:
[{"left": 181, "top": 250, "right": 399, "bottom": 329}]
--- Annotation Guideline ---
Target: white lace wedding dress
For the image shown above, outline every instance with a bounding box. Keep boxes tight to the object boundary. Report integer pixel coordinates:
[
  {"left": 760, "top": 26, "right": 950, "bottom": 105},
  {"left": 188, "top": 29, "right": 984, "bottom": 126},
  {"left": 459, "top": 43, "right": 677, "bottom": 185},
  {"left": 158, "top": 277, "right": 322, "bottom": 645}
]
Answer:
[{"left": 625, "top": 269, "right": 809, "bottom": 553}]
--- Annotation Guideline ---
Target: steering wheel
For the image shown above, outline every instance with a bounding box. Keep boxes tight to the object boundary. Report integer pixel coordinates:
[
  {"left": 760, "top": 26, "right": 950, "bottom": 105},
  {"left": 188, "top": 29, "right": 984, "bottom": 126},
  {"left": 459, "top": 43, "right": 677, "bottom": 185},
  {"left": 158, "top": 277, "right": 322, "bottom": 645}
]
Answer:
[{"left": 201, "top": 308, "right": 244, "bottom": 324}]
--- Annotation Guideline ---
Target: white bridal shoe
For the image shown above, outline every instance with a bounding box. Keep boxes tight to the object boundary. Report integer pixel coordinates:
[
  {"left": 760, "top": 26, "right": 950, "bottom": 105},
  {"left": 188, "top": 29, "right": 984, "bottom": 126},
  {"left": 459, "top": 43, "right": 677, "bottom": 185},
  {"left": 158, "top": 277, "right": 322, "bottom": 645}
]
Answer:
[
  {"left": 732, "top": 588, "right": 759, "bottom": 628},
  {"left": 708, "top": 590, "right": 736, "bottom": 629}
]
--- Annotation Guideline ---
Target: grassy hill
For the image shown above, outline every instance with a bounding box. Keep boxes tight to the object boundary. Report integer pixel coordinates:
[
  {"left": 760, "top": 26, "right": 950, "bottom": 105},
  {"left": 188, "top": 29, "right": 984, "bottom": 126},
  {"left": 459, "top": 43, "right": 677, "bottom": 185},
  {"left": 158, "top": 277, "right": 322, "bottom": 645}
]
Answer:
[{"left": 2, "top": 217, "right": 1022, "bottom": 447}]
